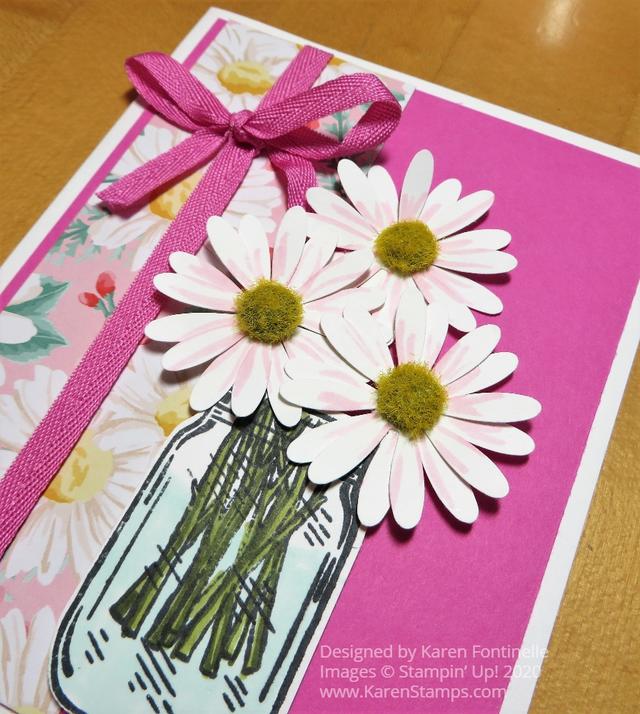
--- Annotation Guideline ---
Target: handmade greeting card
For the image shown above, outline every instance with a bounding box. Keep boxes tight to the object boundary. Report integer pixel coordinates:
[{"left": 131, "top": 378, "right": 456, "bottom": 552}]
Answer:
[{"left": 0, "top": 7, "right": 638, "bottom": 714}]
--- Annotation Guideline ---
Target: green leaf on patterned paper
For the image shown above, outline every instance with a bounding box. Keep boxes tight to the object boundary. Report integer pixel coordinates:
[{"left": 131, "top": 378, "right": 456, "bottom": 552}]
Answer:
[
  {"left": 48, "top": 205, "right": 108, "bottom": 260},
  {"left": 48, "top": 218, "right": 89, "bottom": 257},
  {"left": 0, "top": 276, "right": 69, "bottom": 362},
  {"left": 7, "top": 276, "right": 68, "bottom": 317},
  {"left": 0, "top": 316, "right": 67, "bottom": 362}
]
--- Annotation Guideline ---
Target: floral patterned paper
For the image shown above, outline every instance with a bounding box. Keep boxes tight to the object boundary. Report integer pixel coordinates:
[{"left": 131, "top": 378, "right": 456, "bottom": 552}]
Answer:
[{"left": 0, "top": 20, "right": 413, "bottom": 714}]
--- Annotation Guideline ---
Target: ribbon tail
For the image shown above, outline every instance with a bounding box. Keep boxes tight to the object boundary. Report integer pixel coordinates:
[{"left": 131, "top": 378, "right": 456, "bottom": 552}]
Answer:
[
  {"left": 0, "top": 140, "right": 256, "bottom": 560},
  {"left": 99, "top": 130, "right": 224, "bottom": 212},
  {"left": 267, "top": 149, "right": 316, "bottom": 208}
]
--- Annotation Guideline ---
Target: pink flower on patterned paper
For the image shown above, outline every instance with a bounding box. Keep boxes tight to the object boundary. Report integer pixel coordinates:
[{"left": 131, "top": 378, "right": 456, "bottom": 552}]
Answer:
[
  {"left": 96, "top": 271, "right": 116, "bottom": 297},
  {"left": 78, "top": 273, "right": 117, "bottom": 317}
]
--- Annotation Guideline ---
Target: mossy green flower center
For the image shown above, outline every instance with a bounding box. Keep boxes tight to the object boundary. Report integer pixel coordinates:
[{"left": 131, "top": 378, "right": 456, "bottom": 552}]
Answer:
[
  {"left": 235, "top": 279, "right": 303, "bottom": 344},
  {"left": 376, "top": 362, "right": 448, "bottom": 440},
  {"left": 373, "top": 220, "right": 439, "bottom": 277}
]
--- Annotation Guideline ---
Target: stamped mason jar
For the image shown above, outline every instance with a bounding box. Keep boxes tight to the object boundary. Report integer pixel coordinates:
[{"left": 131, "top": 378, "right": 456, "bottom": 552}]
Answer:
[{"left": 51, "top": 395, "right": 365, "bottom": 714}]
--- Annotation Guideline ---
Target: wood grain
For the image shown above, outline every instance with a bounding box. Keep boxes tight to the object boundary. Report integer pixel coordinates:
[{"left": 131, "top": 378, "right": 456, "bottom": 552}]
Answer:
[{"left": 1, "top": 1, "right": 638, "bottom": 711}]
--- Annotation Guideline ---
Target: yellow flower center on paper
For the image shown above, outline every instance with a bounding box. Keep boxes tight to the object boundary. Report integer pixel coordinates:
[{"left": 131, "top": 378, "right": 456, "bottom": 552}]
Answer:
[
  {"left": 16, "top": 707, "right": 46, "bottom": 714},
  {"left": 154, "top": 387, "right": 193, "bottom": 437},
  {"left": 217, "top": 61, "right": 274, "bottom": 95},
  {"left": 376, "top": 363, "right": 447, "bottom": 440},
  {"left": 235, "top": 279, "right": 303, "bottom": 344},
  {"left": 44, "top": 430, "right": 113, "bottom": 503},
  {"left": 374, "top": 220, "right": 439, "bottom": 277},
  {"left": 149, "top": 172, "right": 202, "bottom": 221}
]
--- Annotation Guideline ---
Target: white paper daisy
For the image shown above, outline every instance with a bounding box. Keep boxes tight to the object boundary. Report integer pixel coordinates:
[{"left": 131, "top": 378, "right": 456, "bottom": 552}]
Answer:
[
  {"left": 307, "top": 149, "right": 517, "bottom": 335},
  {"left": 146, "top": 207, "right": 384, "bottom": 426},
  {"left": 281, "top": 284, "right": 540, "bottom": 528},
  {"left": 89, "top": 125, "right": 281, "bottom": 270}
]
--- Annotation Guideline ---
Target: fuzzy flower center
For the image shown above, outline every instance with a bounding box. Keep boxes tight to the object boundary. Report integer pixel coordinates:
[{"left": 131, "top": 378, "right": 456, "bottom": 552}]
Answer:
[
  {"left": 235, "top": 279, "right": 303, "bottom": 344},
  {"left": 374, "top": 220, "right": 439, "bottom": 277},
  {"left": 376, "top": 363, "right": 448, "bottom": 440}
]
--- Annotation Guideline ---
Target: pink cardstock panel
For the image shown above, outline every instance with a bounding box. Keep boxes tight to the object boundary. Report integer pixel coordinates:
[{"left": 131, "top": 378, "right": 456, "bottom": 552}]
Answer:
[{"left": 290, "top": 89, "right": 640, "bottom": 713}]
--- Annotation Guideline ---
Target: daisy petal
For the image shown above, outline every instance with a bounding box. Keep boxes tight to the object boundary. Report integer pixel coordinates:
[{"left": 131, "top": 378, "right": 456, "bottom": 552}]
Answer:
[
  {"left": 190, "top": 338, "right": 251, "bottom": 411},
  {"left": 207, "top": 216, "right": 256, "bottom": 288},
  {"left": 288, "top": 235, "right": 336, "bottom": 291},
  {"left": 268, "top": 347, "right": 302, "bottom": 427},
  {"left": 438, "top": 229, "right": 511, "bottom": 252},
  {"left": 421, "top": 302, "right": 449, "bottom": 367},
  {"left": 162, "top": 322, "right": 242, "bottom": 370},
  {"left": 413, "top": 272, "right": 477, "bottom": 332},
  {"left": 440, "top": 415, "right": 535, "bottom": 456},
  {"left": 302, "top": 287, "right": 386, "bottom": 332},
  {"left": 435, "top": 250, "right": 517, "bottom": 274},
  {"left": 0, "top": 311, "right": 36, "bottom": 343},
  {"left": 232, "top": 343, "right": 270, "bottom": 417},
  {"left": 307, "top": 213, "right": 369, "bottom": 250},
  {"left": 343, "top": 306, "right": 393, "bottom": 372},
  {"left": 272, "top": 206, "right": 307, "bottom": 284},
  {"left": 286, "top": 327, "right": 342, "bottom": 365},
  {"left": 445, "top": 393, "right": 542, "bottom": 423},
  {"left": 145, "top": 312, "right": 233, "bottom": 342},
  {"left": 321, "top": 312, "right": 389, "bottom": 381},
  {"left": 420, "top": 178, "right": 462, "bottom": 224},
  {"left": 395, "top": 281, "right": 427, "bottom": 363},
  {"left": 284, "top": 357, "right": 366, "bottom": 389},
  {"left": 299, "top": 249, "right": 373, "bottom": 302},
  {"left": 366, "top": 270, "right": 408, "bottom": 343},
  {"left": 287, "top": 414, "right": 352, "bottom": 463},
  {"left": 399, "top": 149, "right": 434, "bottom": 220},
  {"left": 169, "top": 251, "right": 240, "bottom": 294},
  {"left": 280, "top": 376, "right": 375, "bottom": 412},
  {"left": 428, "top": 266, "right": 503, "bottom": 315},
  {"left": 389, "top": 436, "right": 425, "bottom": 529},
  {"left": 434, "top": 324, "right": 501, "bottom": 384},
  {"left": 430, "top": 190, "right": 495, "bottom": 238},
  {"left": 239, "top": 214, "right": 270, "bottom": 280},
  {"left": 358, "top": 431, "right": 398, "bottom": 527},
  {"left": 338, "top": 159, "right": 383, "bottom": 231},
  {"left": 309, "top": 414, "right": 389, "bottom": 484},
  {"left": 368, "top": 165, "right": 399, "bottom": 227},
  {"left": 418, "top": 437, "right": 479, "bottom": 523},
  {"left": 430, "top": 425, "right": 509, "bottom": 498},
  {"left": 306, "top": 186, "right": 375, "bottom": 245},
  {"left": 154, "top": 273, "right": 237, "bottom": 312},
  {"left": 446, "top": 352, "right": 518, "bottom": 397}
]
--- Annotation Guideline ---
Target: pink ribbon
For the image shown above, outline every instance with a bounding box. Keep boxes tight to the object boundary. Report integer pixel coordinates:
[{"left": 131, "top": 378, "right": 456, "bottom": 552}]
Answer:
[{"left": 0, "top": 47, "right": 401, "bottom": 557}]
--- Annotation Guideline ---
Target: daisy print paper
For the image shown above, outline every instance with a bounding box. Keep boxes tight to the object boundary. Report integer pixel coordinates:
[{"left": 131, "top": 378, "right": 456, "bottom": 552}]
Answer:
[
  {"left": 89, "top": 124, "right": 281, "bottom": 271},
  {"left": 0, "top": 348, "right": 195, "bottom": 584},
  {"left": 192, "top": 22, "right": 297, "bottom": 112},
  {"left": 282, "top": 285, "right": 540, "bottom": 528},
  {"left": 307, "top": 149, "right": 517, "bottom": 336},
  {"left": 0, "top": 607, "right": 58, "bottom": 714},
  {"left": 146, "top": 207, "right": 384, "bottom": 426}
]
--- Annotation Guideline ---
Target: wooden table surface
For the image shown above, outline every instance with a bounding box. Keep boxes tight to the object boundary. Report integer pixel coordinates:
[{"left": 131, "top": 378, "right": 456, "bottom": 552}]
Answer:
[{"left": 1, "top": 1, "right": 638, "bottom": 711}]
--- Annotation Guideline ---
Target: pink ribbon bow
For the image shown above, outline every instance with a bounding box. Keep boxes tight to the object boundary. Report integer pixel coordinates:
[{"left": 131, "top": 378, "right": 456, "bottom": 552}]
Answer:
[
  {"left": 0, "top": 46, "right": 401, "bottom": 558},
  {"left": 99, "top": 47, "right": 401, "bottom": 213}
]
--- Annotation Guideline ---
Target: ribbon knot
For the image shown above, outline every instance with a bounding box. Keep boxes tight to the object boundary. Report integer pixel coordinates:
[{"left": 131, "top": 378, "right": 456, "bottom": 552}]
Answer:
[{"left": 228, "top": 109, "right": 262, "bottom": 149}]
